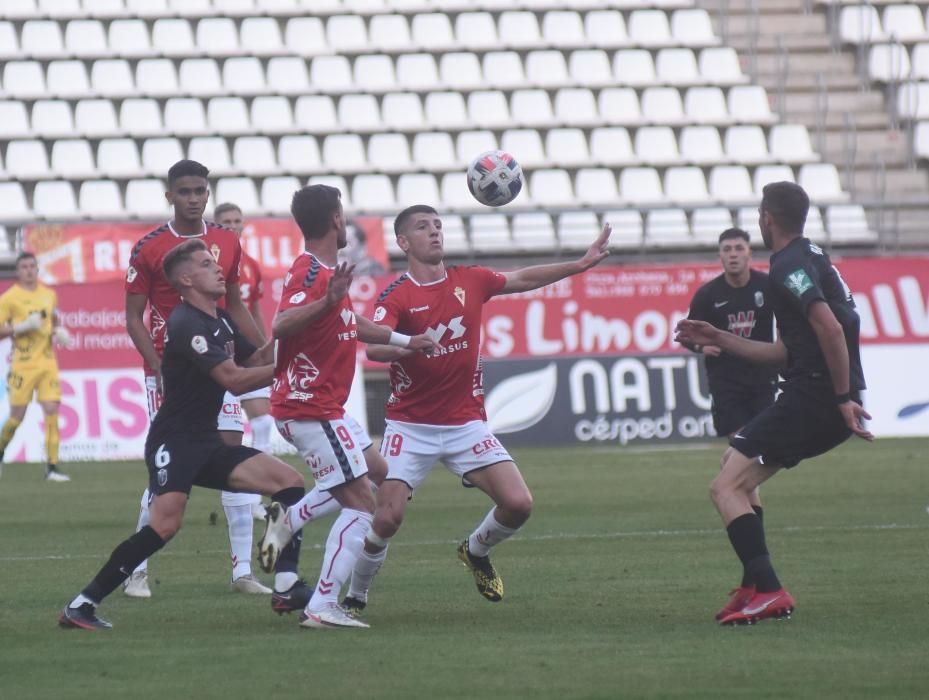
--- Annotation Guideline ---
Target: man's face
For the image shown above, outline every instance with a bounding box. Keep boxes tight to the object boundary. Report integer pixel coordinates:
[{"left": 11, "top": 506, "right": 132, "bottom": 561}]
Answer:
[
  {"left": 335, "top": 202, "right": 348, "bottom": 250},
  {"left": 15, "top": 257, "right": 38, "bottom": 286},
  {"left": 215, "top": 207, "right": 244, "bottom": 234},
  {"left": 166, "top": 176, "right": 210, "bottom": 221},
  {"left": 719, "top": 237, "right": 751, "bottom": 276},
  {"left": 185, "top": 249, "right": 226, "bottom": 299},
  {"left": 397, "top": 212, "right": 444, "bottom": 265}
]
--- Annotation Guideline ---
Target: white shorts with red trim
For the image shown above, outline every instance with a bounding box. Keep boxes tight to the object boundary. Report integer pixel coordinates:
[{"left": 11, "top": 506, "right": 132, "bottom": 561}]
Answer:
[
  {"left": 275, "top": 416, "right": 368, "bottom": 491},
  {"left": 380, "top": 419, "right": 514, "bottom": 491},
  {"left": 239, "top": 386, "right": 271, "bottom": 402},
  {"left": 344, "top": 412, "right": 373, "bottom": 451}
]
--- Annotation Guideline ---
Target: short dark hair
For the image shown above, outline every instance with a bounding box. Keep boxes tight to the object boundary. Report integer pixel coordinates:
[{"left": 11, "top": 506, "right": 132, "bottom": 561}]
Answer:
[
  {"left": 162, "top": 239, "right": 208, "bottom": 287},
  {"left": 718, "top": 228, "right": 750, "bottom": 245},
  {"left": 290, "top": 184, "right": 342, "bottom": 240},
  {"left": 213, "top": 202, "right": 242, "bottom": 220},
  {"left": 761, "top": 181, "right": 809, "bottom": 234},
  {"left": 15, "top": 251, "right": 36, "bottom": 266},
  {"left": 167, "top": 159, "right": 210, "bottom": 188},
  {"left": 394, "top": 205, "right": 438, "bottom": 237}
]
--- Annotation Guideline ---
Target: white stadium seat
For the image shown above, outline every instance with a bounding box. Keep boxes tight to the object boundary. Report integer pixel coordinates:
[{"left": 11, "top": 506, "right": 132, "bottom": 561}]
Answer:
[
  {"left": 498, "top": 11, "right": 543, "bottom": 48},
  {"left": 468, "top": 91, "right": 511, "bottom": 129},
  {"left": 412, "top": 13, "right": 456, "bottom": 50},
  {"left": 262, "top": 176, "right": 301, "bottom": 215},
  {"left": 216, "top": 177, "right": 261, "bottom": 214},
  {"left": 599, "top": 88, "right": 643, "bottom": 126},
  {"left": 152, "top": 19, "right": 196, "bottom": 56},
  {"left": 685, "top": 87, "right": 731, "bottom": 124},
  {"left": 339, "top": 94, "right": 382, "bottom": 131},
  {"left": 233, "top": 137, "right": 277, "bottom": 176},
  {"left": 412, "top": 132, "right": 456, "bottom": 169},
  {"left": 457, "top": 130, "right": 498, "bottom": 163},
  {"left": 558, "top": 211, "right": 601, "bottom": 250},
  {"left": 6, "top": 140, "right": 50, "bottom": 179},
  {"left": 530, "top": 169, "right": 575, "bottom": 207},
  {"left": 641, "top": 87, "right": 686, "bottom": 124},
  {"left": 569, "top": 49, "right": 613, "bottom": 87},
  {"left": 355, "top": 54, "right": 397, "bottom": 92},
  {"left": 369, "top": 133, "right": 413, "bottom": 172},
  {"left": 0, "top": 21, "right": 19, "bottom": 60},
  {"left": 120, "top": 98, "right": 164, "bottom": 137},
  {"left": 251, "top": 95, "right": 293, "bottom": 134},
  {"left": 207, "top": 96, "right": 251, "bottom": 135},
  {"left": 382, "top": 93, "right": 425, "bottom": 130},
  {"left": 798, "top": 163, "right": 848, "bottom": 202},
  {"left": 51, "top": 140, "right": 97, "bottom": 179},
  {"left": 47, "top": 60, "right": 91, "bottom": 99},
  {"left": 440, "top": 52, "right": 484, "bottom": 90},
  {"left": 91, "top": 59, "right": 135, "bottom": 97},
  {"left": 575, "top": 168, "right": 620, "bottom": 205},
  {"left": 109, "top": 19, "right": 153, "bottom": 57},
  {"left": 126, "top": 179, "right": 170, "bottom": 219},
  {"left": 31, "top": 100, "right": 75, "bottom": 138},
  {"left": 455, "top": 12, "right": 498, "bottom": 50},
  {"left": 585, "top": 11, "right": 628, "bottom": 49},
  {"left": 554, "top": 88, "right": 598, "bottom": 127},
  {"left": 3, "top": 61, "right": 46, "bottom": 99},
  {"left": 805, "top": 205, "right": 826, "bottom": 242},
  {"left": 692, "top": 207, "right": 734, "bottom": 242},
  {"left": 352, "top": 174, "right": 396, "bottom": 212},
  {"left": 323, "top": 134, "right": 367, "bottom": 173},
  {"left": 664, "top": 166, "right": 710, "bottom": 204},
  {"left": 526, "top": 50, "right": 569, "bottom": 87},
  {"left": 469, "top": 214, "right": 512, "bottom": 250},
  {"left": 614, "top": 49, "right": 656, "bottom": 86},
  {"left": 0, "top": 183, "right": 33, "bottom": 220},
  {"left": 620, "top": 167, "right": 664, "bottom": 204},
  {"left": 671, "top": 9, "right": 718, "bottom": 47},
  {"left": 725, "top": 125, "right": 771, "bottom": 164},
  {"left": 311, "top": 55, "right": 353, "bottom": 91},
  {"left": 868, "top": 43, "right": 911, "bottom": 83},
  {"left": 75, "top": 99, "right": 119, "bottom": 137},
  {"left": 188, "top": 137, "right": 233, "bottom": 175},
  {"left": 826, "top": 205, "right": 873, "bottom": 241},
  {"left": 680, "top": 126, "right": 725, "bottom": 165},
  {"left": 326, "top": 14, "right": 368, "bottom": 52},
  {"left": 482, "top": 51, "right": 526, "bottom": 89},
  {"left": 0, "top": 101, "right": 31, "bottom": 138},
  {"left": 396, "top": 54, "right": 440, "bottom": 90},
  {"left": 590, "top": 127, "right": 635, "bottom": 166},
  {"left": 21, "top": 20, "right": 65, "bottom": 58},
  {"left": 636, "top": 126, "right": 681, "bottom": 165},
  {"left": 700, "top": 47, "right": 746, "bottom": 85},
  {"left": 224, "top": 57, "right": 267, "bottom": 95},
  {"left": 285, "top": 17, "right": 327, "bottom": 56},
  {"left": 136, "top": 59, "right": 179, "bottom": 97},
  {"left": 164, "top": 98, "right": 209, "bottom": 136},
  {"left": 709, "top": 165, "right": 754, "bottom": 203},
  {"left": 442, "top": 172, "right": 479, "bottom": 210},
  {"left": 34, "top": 181, "right": 80, "bottom": 220},
  {"left": 79, "top": 180, "right": 123, "bottom": 218},
  {"left": 546, "top": 128, "right": 589, "bottom": 167},
  {"left": 240, "top": 17, "right": 284, "bottom": 55},
  {"left": 294, "top": 95, "right": 338, "bottom": 132},
  {"left": 512, "top": 212, "right": 557, "bottom": 251},
  {"left": 278, "top": 135, "right": 322, "bottom": 175},
  {"left": 728, "top": 86, "right": 775, "bottom": 124},
  {"left": 754, "top": 164, "right": 795, "bottom": 196},
  {"left": 542, "top": 11, "right": 585, "bottom": 48},
  {"left": 369, "top": 14, "right": 412, "bottom": 52},
  {"left": 603, "top": 209, "right": 644, "bottom": 248},
  {"left": 267, "top": 57, "right": 310, "bottom": 95},
  {"left": 139, "top": 138, "right": 182, "bottom": 176},
  {"left": 628, "top": 10, "right": 673, "bottom": 47},
  {"left": 769, "top": 124, "right": 818, "bottom": 163},
  {"left": 656, "top": 48, "right": 701, "bottom": 86},
  {"left": 646, "top": 209, "right": 690, "bottom": 246},
  {"left": 883, "top": 5, "right": 926, "bottom": 42},
  {"left": 425, "top": 92, "right": 470, "bottom": 128},
  {"left": 396, "top": 173, "right": 441, "bottom": 208},
  {"left": 65, "top": 20, "right": 108, "bottom": 57},
  {"left": 502, "top": 129, "right": 547, "bottom": 168},
  {"left": 196, "top": 18, "right": 240, "bottom": 55},
  {"left": 179, "top": 59, "right": 224, "bottom": 97},
  {"left": 839, "top": 6, "right": 886, "bottom": 44}
]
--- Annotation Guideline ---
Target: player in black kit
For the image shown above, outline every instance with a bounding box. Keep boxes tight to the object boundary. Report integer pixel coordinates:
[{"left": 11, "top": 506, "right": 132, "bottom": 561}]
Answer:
[
  {"left": 59, "top": 239, "right": 308, "bottom": 631},
  {"left": 676, "top": 182, "right": 872, "bottom": 626},
  {"left": 685, "top": 228, "right": 776, "bottom": 437}
]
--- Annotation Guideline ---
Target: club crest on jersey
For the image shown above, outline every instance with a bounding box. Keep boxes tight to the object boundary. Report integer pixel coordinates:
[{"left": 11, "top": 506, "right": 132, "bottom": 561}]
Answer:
[
  {"left": 754, "top": 291, "right": 764, "bottom": 307},
  {"left": 210, "top": 243, "right": 221, "bottom": 262},
  {"left": 454, "top": 286, "right": 466, "bottom": 306},
  {"left": 289, "top": 291, "right": 307, "bottom": 304},
  {"left": 191, "top": 335, "right": 208, "bottom": 354},
  {"left": 127, "top": 266, "right": 137, "bottom": 283},
  {"left": 373, "top": 306, "right": 386, "bottom": 322}
]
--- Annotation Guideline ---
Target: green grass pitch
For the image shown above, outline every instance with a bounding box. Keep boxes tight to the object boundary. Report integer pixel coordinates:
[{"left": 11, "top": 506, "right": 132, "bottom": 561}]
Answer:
[{"left": 0, "top": 438, "right": 926, "bottom": 699}]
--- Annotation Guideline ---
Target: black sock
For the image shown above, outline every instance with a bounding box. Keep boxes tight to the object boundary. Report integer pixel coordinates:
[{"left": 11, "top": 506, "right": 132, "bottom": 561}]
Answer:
[
  {"left": 82, "top": 526, "right": 166, "bottom": 603},
  {"left": 272, "top": 487, "right": 305, "bottom": 576},
  {"left": 752, "top": 505, "right": 764, "bottom": 527},
  {"left": 726, "top": 513, "right": 781, "bottom": 592}
]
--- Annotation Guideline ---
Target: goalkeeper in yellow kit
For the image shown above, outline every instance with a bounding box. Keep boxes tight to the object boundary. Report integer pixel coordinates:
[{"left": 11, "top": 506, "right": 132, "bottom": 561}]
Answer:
[{"left": 0, "top": 252, "right": 71, "bottom": 481}]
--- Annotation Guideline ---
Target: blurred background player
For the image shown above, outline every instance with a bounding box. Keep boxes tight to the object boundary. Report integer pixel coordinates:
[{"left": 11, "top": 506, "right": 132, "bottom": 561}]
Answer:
[
  {"left": 681, "top": 228, "right": 777, "bottom": 590},
  {"left": 123, "top": 160, "right": 269, "bottom": 598},
  {"left": 340, "top": 206, "right": 611, "bottom": 617},
  {"left": 339, "top": 219, "right": 387, "bottom": 277},
  {"left": 213, "top": 202, "right": 274, "bottom": 520},
  {"left": 0, "top": 252, "right": 71, "bottom": 482}
]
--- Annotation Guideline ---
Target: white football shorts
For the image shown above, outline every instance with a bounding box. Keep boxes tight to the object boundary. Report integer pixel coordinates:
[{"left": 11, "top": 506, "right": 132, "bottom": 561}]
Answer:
[
  {"left": 145, "top": 375, "right": 244, "bottom": 433},
  {"left": 239, "top": 386, "right": 271, "bottom": 402},
  {"left": 344, "top": 412, "right": 373, "bottom": 451},
  {"left": 380, "top": 419, "right": 514, "bottom": 491},
  {"left": 275, "top": 416, "right": 368, "bottom": 491}
]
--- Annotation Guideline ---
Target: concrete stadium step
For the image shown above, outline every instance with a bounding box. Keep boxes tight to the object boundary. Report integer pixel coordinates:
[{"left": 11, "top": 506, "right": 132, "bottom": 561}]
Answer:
[
  {"left": 752, "top": 52, "right": 855, "bottom": 75},
  {"left": 720, "top": 13, "right": 828, "bottom": 37}
]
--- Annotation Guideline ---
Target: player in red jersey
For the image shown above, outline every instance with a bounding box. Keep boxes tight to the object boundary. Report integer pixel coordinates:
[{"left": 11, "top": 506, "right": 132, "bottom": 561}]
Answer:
[
  {"left": 255, "top": 185, "right": 437, "bottom": 629},
  {"left": 123, "top": 161, "right": 270, "bottom": 598},
  {"left": 340, "top": 205, "right": 611, "bottom": 614},
  {"left": 213, "top": 203, "right": 275, "bottom": 499}
]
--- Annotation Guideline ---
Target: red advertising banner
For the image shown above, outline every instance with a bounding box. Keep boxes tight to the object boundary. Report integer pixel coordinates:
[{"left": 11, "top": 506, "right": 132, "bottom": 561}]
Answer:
[{"left": 3, "top": 257, "right": 926, "bottom": 370}]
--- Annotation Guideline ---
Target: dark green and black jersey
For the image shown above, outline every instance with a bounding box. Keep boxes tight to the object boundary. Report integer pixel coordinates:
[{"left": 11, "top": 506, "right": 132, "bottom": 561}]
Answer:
[{"left": 768, "top": 237, "right": 865, "bottom": 390}]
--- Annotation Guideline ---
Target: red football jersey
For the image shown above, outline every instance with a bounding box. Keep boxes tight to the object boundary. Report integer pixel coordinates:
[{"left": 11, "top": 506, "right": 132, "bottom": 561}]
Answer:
[
  {"left": 271, "top": 253, "right": 357, "bottom": 421},
  {"left": 239, "top": 251, "right": 263, "bottom": 306},
  {"left": 373, "top": 265, "right": 506, "bottom": 425},
  {"left": 125, "top": 221, "right": 242, "bottom": 368}
]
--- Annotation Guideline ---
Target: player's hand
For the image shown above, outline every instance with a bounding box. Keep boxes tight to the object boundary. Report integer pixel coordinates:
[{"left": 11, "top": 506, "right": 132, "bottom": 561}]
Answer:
[
  {"left": 674, "top": 319, "right": 721, "bottom": 347},
  {"left": 578, "top": 223, "right": 612, "bottom": 270},
  {"left": 702, "top": 344, "right": 723, "bottom": 357},
  {"left": 839, "top": 400, "right": 874, "bottom": 441},
  {"left": 325, "top": 262, "right": 355, "bottom": 307},
  {"left": 12, "top": 312, "right": 42, "bottom": 336},
  {"left": 408, "top": 333, "right": 441, "bottom": 356},
  {"left": 52, "top": 326, "right": 72, "bottom": 347}
]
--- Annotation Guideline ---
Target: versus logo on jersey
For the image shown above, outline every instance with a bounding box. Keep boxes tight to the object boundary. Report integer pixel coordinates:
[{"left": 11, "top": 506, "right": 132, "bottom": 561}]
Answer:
[
  {"left": 785, "top": 269, "right": 814, "bottom": 298},
  {"left": 373, "top": 306, "right": 386, "bottom": 322},
  {"left": 191, "top": 335, "right": 208, "bottom": 354},
  {"left": 340, "top": 308, "right": 355, "bottom": 326},
  {"left": 423, "top": 316, "right": 466, "bottom": 344},
  {"left": 126, "top": 266, "right": 138, "bottom": 283},
  {"left": 289, "top": 291, "right": 307, "bottom": 304}
]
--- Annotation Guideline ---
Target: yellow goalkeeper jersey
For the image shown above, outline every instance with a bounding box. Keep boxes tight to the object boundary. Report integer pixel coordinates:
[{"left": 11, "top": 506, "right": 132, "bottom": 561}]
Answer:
[{"left": 0, "top": 283, "right": 57, "bottom": 365}]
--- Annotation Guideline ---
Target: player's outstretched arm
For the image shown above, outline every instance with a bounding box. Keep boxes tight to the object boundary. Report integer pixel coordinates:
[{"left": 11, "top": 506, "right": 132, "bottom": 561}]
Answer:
[
  {"left": 209, "top": 359, "right": 274, "bottom": 396},
  {"left": 366, "top": 345, "right": 414, "bottom": 363},
  {"left": 272, "top": 262, "right": 354, "bottom": 339},
  {"left": 807, "top": 301, "right": 874, "bottom": 441},
  {"left": 243, "top": 339, "right": 275, "bottom": 367},
  {"left": 356, "top": 316, "right": 440, "bottom": 354},
  {"left": 675, "top": 319, "right": 787, "bottom": 367},
  {"left": 224, "top": 282, "right": 265, "bottom": 345},
  {"left": 499, "top": 223, "right": 611, "bottom": 294}
]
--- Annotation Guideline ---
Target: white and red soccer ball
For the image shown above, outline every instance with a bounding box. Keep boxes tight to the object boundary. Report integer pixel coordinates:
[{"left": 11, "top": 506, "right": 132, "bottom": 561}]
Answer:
[{"left": 467, "top": 150, "right": 523, "bottom": 207}]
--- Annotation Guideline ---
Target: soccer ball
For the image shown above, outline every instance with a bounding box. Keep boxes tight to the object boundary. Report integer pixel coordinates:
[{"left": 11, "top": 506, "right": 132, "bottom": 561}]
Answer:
[{"left": 467, "top": 150, "right": 523, "bottom": 207}]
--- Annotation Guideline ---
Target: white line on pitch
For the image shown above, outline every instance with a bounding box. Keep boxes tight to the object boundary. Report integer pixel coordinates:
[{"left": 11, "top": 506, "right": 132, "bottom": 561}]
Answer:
[{"left": 0, "top": 521, "right": 925, "bottom": 563}]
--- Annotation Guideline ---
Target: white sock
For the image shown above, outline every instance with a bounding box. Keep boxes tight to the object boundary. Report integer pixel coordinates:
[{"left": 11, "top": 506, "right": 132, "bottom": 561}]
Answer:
[
  {"left": 347, "top": 544, "right": 389, "bottom": 602},
  {"left": 274, "top": 572, "right": 298, "bottom": 592},
  {"left": 249, "top": 413, "right": 275, "bottom": 452},
  {"left": 69, "top": 593, "right": 96, "bottom": 608},
  {"left": 467, "top": 508, "right": 518, "bottom": 557},
  {"left": 132, "top": 488, "right": 150, "bottom": 575},
  {"left": 308, "top": 509, "right": 372, "bottom": 611},
  {"left": 224, "top": 504, "right": 253, "bottom": 580},
  {"left": 282, "top": 486, "right": 342, "bottom": 534}
]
